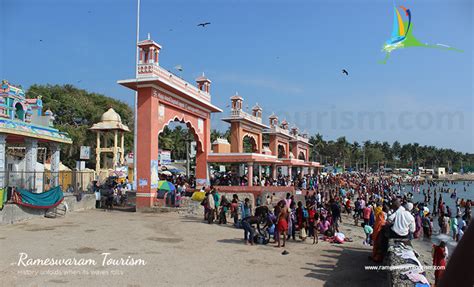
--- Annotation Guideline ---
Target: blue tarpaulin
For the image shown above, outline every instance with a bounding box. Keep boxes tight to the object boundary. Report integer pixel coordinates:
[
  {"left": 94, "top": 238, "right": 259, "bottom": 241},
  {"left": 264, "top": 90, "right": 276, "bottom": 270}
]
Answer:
[{"left": 13, "top": 186, "right": 64, "bottom": 209}]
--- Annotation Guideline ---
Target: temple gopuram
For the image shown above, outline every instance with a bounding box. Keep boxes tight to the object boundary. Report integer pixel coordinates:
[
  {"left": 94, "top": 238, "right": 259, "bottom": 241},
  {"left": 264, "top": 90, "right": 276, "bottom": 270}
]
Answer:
[{"left": 0, "top": 80, "right": 72, "bottom": 192}]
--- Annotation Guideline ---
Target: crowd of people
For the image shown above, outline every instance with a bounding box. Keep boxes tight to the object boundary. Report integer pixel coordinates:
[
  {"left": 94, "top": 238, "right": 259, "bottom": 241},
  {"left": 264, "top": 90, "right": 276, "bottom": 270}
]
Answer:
[
  {"left": 199, "top": 172, "right": 473, "bottom": 285},
  {"left": 210, "top": 171, "right": 319, "bottom": 189},
  {"left": 93, "top": 177, "right": 132, "bottom": 210}
]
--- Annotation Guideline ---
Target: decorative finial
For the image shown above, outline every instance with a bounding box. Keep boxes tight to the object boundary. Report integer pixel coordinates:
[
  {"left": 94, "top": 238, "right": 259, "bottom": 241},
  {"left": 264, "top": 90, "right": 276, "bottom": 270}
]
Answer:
[{"left": 147, "top": 33, "right": 151, "bottom": 40}]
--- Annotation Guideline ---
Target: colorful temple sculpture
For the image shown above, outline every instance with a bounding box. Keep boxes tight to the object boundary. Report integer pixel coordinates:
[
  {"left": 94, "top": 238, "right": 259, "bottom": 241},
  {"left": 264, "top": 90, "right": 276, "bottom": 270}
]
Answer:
[
  {"left": 90, "top": 108, "right": 130, "bottom": 181},
  {"left": 0, "top": 80, "right": 72, "bottom": 193},
  {"left": 208, "top": 94, "right": 322, "bottom": 187}
]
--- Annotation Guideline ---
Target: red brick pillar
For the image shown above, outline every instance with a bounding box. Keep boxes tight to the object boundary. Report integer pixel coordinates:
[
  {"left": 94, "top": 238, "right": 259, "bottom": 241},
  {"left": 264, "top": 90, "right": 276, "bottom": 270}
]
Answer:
[{"left": 135, "top": 87, "right": 159, "bottom": 208}]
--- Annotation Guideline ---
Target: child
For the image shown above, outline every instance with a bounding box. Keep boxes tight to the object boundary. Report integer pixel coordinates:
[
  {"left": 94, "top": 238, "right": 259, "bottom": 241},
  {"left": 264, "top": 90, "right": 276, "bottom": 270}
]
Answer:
[
  {"left": 362, "top": 223, "right": 373, "bottom": 246},
  {"left": 313, "top": 213, "right": 320, "bottom": 244},
  {"left": 300, "top": 221, "right": 308, "bottom": 241},
  {"left": 218, "top": 196, "right": 230, "bottom": 224},
  {"left": 318, "top": 215, "right": 330, "bottom": 236},
  {"left": 230, "top": 198, "right": 239, "bottom": 227}
]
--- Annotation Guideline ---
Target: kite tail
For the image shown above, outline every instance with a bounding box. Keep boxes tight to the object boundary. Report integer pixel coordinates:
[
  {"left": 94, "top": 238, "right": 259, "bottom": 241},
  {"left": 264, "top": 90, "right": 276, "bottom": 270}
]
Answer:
[
  {"left": 427, "top": 44, "right": 464, "bottom": 53},
  {"left": 378, "top": 52, "right": 391, "bottom": 64}
]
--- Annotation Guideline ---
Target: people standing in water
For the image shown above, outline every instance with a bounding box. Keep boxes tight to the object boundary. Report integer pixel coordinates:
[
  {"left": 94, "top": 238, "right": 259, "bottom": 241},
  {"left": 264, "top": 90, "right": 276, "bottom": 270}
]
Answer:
[
  {"left": 422, "top": 212, "right": 432, "bottom": 239},
  {"left": 450, "top": 216, "right": 458, "bottom": 240}
]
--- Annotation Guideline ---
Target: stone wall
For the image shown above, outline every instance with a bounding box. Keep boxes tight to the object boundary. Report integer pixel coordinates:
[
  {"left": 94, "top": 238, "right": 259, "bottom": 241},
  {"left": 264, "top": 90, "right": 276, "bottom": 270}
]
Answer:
[
  {"left": 386, "top": 239, "right": 426, "bottom": 287},
  {"left": 0, "top": 194, "right": 96, "bottom": 225},
  {"left": 63, "top": 194, "right": 96, "bottom": 212}
]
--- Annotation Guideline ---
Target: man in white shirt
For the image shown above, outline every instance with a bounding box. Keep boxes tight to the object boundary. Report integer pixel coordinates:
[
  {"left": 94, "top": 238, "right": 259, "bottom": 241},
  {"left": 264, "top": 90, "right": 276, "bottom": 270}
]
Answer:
[
  {"left": 388, "top": 202, "right": 416, "bottom": 237},
  {"left": 372, "top": 199, "right": 416, "bottom": 262}
]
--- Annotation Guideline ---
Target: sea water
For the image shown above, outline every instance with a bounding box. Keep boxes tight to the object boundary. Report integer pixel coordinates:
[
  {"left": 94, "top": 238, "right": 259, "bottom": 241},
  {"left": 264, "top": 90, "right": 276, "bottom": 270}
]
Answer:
[
  {"left": 399, "top": 180, "right": 473, "bottom": 254},
  {"left": 402, "top": 181, "right": 474, "bottom": 214}
]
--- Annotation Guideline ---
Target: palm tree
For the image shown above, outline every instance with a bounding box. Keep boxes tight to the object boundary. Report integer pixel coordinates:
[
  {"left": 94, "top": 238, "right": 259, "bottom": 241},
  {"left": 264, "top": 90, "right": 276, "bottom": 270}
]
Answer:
[
  {"left": 309, "top": 133, "right": 325, "bottom": 162},
  {"left": 351, "top": 141, "right": 361, "bottom": 169}
]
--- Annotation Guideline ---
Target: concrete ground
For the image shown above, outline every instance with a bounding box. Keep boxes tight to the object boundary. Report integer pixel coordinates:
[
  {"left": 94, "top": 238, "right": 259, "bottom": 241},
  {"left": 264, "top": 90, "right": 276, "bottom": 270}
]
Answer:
[{"left": 0, "top": 210, "right": 386, "bottom": 287}]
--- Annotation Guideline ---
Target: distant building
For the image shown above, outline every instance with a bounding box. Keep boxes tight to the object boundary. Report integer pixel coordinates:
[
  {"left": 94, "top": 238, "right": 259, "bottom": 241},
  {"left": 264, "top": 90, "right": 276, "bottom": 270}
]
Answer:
[{"left": 435, "top": 167, "right": 446, "bottom": 178}]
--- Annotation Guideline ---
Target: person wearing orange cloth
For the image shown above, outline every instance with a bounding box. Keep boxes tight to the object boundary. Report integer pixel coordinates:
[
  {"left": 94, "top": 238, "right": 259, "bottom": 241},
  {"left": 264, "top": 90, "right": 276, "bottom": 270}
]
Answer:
[{"left": 370, "top": 204, "right": 387, "bottom": 262}]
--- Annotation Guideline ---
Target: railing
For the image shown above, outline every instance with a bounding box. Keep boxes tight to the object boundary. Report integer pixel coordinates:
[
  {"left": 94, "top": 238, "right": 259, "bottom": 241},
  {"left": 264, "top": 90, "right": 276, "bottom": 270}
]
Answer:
[
  {"left": 137, "top": 63, "right": 211, "bottom": 103},
  {"left": 0, "top": 171, "right": 96, "bottom": 194},
  {"left": 267, "top": 125, "right": 291, "bottom": 137},
  {"left": 230, "top": 109, "right": 262, "bottom": 124},
  {"left": 295, "top": 135, "right": 309, "bottom": 143}
]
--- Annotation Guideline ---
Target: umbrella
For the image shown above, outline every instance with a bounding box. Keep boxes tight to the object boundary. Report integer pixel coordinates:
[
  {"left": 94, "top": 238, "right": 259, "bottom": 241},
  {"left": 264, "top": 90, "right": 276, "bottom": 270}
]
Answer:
[
  {"left": 160, "top": 170, "right": 172, "bottom": 176},
  {"left": 169, "top": 168, "right": 184, "bottom": 174},
  {"left": 157, "top": 180, "right": 176, "bottom": 192},
  {"left": 156, "top": 180, "right": 176, "bottom": 199}
]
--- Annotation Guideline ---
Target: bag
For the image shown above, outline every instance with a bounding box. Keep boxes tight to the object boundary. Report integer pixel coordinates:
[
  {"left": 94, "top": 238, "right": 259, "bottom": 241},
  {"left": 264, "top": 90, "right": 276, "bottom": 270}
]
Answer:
[
  {"left": 303, "top": 208, "right": 309, "bottom": 219},
  {"left": 300, "top": 228, "right": 307, "bottom": 239},
  {"left": 192, "top": 191, "right": 206, "bottom": 202}
]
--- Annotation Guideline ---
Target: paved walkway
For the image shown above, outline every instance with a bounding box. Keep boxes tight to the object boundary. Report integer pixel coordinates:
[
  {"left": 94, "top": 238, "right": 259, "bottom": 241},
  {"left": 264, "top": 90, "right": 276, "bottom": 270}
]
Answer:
[{"left": 0, "top": 210, "right": 386, "bottom": 287}]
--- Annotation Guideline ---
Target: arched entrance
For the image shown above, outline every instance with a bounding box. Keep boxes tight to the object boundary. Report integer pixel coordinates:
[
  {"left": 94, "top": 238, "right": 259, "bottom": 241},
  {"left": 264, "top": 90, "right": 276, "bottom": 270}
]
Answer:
[
  {"left": 242, "top": 135, "right": 257, "bottom": 153},
  {"left": 118, "top": 37, "right": 222, "bottom": 208},
  {"left": 298, "top": 151, "right": 306, "bottom": 160},
  {"left": 158, "top": 119, "right": 199, "bottom": 175},
  {"left": 15, "top": 103, "right": 25, "bottom": 120},
  {"left": 278, "top": 144, "right": 286, "bottom": 158}
]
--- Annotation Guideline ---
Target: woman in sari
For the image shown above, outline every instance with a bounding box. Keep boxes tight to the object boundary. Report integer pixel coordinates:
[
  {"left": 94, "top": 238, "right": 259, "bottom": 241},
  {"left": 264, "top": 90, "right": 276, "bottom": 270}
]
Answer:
[
  {"left": 414, "top": 209, "right": 423, "bottom": 239},
  {"left": 432, "top": 241, "right": 447, "bottom": 286},
  {"left": 371, "top": 205, "right": 386, "bottom": 262}
]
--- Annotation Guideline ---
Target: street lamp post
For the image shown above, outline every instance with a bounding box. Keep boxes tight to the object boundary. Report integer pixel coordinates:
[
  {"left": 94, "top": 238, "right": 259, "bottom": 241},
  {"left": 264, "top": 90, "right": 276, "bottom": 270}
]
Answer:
[{"left": 133, "top": 0, "right": 140, "bottom": 190}]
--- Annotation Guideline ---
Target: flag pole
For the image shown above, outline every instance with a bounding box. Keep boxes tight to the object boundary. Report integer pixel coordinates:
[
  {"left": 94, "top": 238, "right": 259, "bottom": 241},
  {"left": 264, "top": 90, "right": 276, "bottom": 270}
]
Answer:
[{"left": 133, "top": 0, "right": 140, "bottom": 190}]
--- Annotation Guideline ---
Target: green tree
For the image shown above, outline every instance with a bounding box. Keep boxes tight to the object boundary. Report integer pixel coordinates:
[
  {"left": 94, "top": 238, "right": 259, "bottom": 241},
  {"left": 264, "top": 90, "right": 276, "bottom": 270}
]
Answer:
[{"left": 26, "top": 84, "right": 133, "bottom": 169}]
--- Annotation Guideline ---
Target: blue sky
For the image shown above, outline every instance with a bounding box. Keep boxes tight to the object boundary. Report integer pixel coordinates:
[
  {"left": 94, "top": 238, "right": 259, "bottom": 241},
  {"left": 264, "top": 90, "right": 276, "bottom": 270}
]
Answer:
[{"left": 2, "top": 0, "right": 473, "bottom": 152}]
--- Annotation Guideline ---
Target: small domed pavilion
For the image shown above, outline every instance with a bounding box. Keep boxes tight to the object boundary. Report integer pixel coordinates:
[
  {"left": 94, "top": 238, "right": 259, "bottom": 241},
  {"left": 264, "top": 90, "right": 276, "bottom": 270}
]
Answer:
[{"left": 90, "top": 108, "right": 130, "bottom": 175}]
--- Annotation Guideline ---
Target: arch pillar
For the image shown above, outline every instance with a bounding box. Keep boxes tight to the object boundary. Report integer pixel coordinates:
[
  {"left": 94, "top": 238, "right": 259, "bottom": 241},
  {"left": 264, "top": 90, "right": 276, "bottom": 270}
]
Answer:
[
  {"left": 247, "top": 162, "right": 254, "bottom": 187},
  {"left": 195, "top": 116, "right": 210, "bottom": 187},
  {"left": 135, "top": 87, "right": 159, "bottom": 208}
]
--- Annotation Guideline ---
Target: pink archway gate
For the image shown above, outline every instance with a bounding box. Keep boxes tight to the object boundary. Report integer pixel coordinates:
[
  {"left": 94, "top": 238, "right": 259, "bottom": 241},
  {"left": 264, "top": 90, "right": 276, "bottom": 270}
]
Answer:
[{"left": 118, "top": 37, "right": 221, "bottom": 208}]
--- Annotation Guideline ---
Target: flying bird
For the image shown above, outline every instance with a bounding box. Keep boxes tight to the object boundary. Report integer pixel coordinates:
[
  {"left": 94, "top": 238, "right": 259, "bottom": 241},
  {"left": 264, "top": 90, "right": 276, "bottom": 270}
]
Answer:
[
  {"left": 342, "top": 69, "right": 349, "bottom": 76},
  {"left": 174, "top": 65, "right": 183, "bottom": 72},
  {"left": 197, "top": 22, "right": 211, "bottom": 27}
]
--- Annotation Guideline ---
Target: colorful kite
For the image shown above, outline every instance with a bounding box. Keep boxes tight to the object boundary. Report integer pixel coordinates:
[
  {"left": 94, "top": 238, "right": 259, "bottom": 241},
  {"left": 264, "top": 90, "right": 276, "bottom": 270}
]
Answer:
[{"left": 380, "top": 4, "right": 462, "bottom": 63}]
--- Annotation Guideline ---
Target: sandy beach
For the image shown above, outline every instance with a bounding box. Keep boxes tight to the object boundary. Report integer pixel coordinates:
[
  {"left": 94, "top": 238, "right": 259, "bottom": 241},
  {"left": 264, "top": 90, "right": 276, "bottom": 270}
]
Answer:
[{"left": 0, "top": 209, "right": 395, "bottom": 287}]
